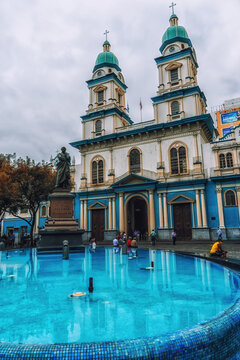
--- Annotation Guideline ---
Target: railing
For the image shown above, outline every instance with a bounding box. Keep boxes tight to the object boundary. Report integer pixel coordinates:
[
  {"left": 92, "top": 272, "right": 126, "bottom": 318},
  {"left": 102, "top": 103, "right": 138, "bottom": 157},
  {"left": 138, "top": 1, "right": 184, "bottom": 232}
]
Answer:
[{"left": 115, "top": 119, "right": 155, "bottom": 133}]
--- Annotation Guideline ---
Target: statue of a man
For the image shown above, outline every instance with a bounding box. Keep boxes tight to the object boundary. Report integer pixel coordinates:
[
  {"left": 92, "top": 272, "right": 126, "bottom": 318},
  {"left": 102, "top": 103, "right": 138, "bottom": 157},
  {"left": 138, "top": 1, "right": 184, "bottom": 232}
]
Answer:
[{"left": 55, "top": 147, "right": 71, "bottom": 188}]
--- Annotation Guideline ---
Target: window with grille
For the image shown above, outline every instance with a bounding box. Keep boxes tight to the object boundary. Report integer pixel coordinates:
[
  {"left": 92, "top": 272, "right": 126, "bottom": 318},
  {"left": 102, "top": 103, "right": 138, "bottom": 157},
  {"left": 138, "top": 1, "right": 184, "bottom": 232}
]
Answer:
[
  {"left": 170, "top": 69, "right": 178, "bottom": 82},
  {"left": 219, "top": 153, "right": 233, "bottom": 168},
  {"left": 219, "top": 154, "right": 226, "bottom": 168},
  {"left": 170, "top": 145, "right": 187, "bottom": 175},
  {"left": 92, "top": 158, "right": 104, "bottom": 184},
  {"left": 95, "top": 120, "right": 102, "bottom": 135},
  {"left": 171, "top": 101, "right": 180, "bottom": 115},
  {"left": 130, "top": 149, "right": 141, "bottom": 173},
  {"left": 41, "top": 205, "right": 47, "bottom": 217},
  {"left": 226, "top": 153, "right": 233, "bottom": 168},
  {"left": 170, "top": 148, "right": 178, "bottom": 174},
  {"left": 225, "top": 190, "right": 236, "bottom": 206},
  {"left": 97, "top": 91, "right": 104, "bottom": 104}
]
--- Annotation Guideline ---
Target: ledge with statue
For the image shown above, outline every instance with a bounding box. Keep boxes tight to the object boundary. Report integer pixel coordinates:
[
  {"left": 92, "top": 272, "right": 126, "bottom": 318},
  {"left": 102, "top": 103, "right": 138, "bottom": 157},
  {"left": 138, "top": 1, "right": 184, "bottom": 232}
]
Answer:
[{"left": 38, "top": 147, "right": 84, "bottom": 253}]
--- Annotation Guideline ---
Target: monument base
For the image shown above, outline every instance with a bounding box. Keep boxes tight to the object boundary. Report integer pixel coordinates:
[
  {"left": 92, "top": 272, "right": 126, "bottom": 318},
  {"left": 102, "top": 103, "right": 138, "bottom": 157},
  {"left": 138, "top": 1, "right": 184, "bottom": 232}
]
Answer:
[
  {"left": 37, "top": 188, "right": 84, "bottom": 253},
  {"left": 38, "top": 229, "right": 84, "bottom": 253}
]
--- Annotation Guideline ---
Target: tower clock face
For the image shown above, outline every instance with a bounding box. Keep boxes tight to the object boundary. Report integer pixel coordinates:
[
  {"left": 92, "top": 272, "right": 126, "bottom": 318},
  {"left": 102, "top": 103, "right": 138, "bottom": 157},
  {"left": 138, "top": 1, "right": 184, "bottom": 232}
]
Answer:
[
  {"left": 97, "top": 71, "right": 102, "bottom": 77},
  {"left": 169, "top": 46, "right": 175, "bottom": 53}
]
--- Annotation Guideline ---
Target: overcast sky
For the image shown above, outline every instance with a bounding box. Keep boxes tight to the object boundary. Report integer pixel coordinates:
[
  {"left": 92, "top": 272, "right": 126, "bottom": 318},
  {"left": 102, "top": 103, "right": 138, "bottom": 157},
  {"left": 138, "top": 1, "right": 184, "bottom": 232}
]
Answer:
[{"left": 1, "top": 0, "right": 240, "bottom": 163}]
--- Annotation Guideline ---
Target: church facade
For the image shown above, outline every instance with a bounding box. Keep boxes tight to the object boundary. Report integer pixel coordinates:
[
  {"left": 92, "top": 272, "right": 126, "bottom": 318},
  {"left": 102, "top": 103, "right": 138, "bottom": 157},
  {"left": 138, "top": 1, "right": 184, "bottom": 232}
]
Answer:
[
  {"left": 70, "top": 13, "right": 240, "bottom": 243},
  {"left": 2, "top": 12, "right": 240, "bottom": 244}
]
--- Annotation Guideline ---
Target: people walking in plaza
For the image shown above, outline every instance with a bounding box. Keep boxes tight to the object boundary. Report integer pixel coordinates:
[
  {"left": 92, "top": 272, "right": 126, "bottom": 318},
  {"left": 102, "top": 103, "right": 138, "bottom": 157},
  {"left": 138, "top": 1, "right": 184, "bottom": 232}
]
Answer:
[
  {"left": 113, "top": 237, "right": 119, "bottom": 253},
  {"left": 172, "top": 230, "right": 177, "bottom": 245},
  {"left": 127, "top": 237, "right": 133, "bottom": 258},
  {"left": 210, "top": 240, "right": 227, "bottom": 259},
  {"left": 131, "top": 237, "right": 138, "bottom": 258},
  {"left": 150, "top": 229, "right": 156, "bottom": 246},
  {"left": 217, "top": 227, "right": 222, "bottom": 241}
]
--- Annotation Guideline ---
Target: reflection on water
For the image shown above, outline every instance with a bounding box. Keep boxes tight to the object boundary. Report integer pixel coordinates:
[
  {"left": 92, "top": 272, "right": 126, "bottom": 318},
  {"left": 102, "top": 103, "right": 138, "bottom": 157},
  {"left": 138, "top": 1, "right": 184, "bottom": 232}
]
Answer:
[{"left": 0, "top": 248, "right": 239, "bottom": 344}]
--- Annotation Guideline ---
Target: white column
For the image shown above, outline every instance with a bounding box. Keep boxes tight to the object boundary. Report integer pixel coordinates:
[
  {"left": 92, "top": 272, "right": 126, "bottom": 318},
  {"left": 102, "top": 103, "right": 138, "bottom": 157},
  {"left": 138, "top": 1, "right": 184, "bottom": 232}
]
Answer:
[
  {"left": 119, "top": 193, "right": 124, "bottom": 232},
  {"left": 84, "top": 200, "right": 87, "bottom": 231},
  {"left": 200, "top": 189, "right": 207, "bottom": 227},
  {"left": 216, "top": 186, "right": 225, "bottom": 227},
  {"left": 112, "top": 197, "right": 116, "bottom": 230},
  {"left": 108, "top": 198, "right": 112, "bottom": 230},
  {"left": 149, "top": 189, "right": 155, "bottom": 231},
  {"left": 158, "top": 193, "right": 163, "bottom": 228},
  {"left": 163, "top": 192, "right": 168, "bottom": 228},
  {"left": 80, "top": 200, "right": 84, "bottom": 228},
  {"left": 195, "top": 190, "right": 202, "bottom": 227}
]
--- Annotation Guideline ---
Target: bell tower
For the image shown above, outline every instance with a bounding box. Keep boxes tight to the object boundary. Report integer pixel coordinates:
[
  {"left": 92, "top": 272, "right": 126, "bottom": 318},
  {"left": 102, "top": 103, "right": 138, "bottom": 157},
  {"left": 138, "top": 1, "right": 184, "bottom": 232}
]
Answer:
[
  {"left": 152, "top": 12, "right": 207, "bottom": 124},
  {"left": 81, "top": 32, "right": 132, "bottom": 140}
]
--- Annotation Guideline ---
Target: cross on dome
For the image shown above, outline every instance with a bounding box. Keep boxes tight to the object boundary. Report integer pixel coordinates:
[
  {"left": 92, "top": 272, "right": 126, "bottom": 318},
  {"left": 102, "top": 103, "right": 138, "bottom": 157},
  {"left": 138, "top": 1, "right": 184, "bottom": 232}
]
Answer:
[
  {"left": 103, "top": 30, "right": 109, "bottom": 42},
  {"left": 169, "top": 2, "right": 176, "bottom": 15}
]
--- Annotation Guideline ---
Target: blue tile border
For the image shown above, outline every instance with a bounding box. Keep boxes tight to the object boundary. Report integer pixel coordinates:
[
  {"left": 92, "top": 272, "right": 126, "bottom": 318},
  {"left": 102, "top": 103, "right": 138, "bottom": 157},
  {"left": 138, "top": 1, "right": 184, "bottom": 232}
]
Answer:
[{"left": 0, "top": 296, "right": 239, "bottom": 359}]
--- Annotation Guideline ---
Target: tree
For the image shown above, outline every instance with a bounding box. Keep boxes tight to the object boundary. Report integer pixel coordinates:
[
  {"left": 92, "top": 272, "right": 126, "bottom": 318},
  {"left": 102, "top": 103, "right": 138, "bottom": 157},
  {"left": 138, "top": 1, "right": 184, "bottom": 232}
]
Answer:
[
  {"left": 0, "top": 154, "right": 18, "bottom": 222},
  {"left": 8, "top": 157, "right": 56, "bottom": 243}
]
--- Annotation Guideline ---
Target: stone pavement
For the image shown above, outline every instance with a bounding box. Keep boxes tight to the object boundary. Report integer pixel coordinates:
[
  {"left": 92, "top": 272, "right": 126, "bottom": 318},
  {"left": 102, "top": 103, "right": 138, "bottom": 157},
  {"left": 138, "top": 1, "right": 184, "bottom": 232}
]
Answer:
[{"left": 138, "top": 240, "right": 240, "bottom": 260}]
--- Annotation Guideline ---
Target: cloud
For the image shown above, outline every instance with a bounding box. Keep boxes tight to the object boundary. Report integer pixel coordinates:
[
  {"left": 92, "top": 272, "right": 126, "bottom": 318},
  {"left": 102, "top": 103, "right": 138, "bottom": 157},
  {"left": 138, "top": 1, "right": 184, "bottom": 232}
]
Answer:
[{"left": 0, "top": 0, "right": 239, "bottom": 162}]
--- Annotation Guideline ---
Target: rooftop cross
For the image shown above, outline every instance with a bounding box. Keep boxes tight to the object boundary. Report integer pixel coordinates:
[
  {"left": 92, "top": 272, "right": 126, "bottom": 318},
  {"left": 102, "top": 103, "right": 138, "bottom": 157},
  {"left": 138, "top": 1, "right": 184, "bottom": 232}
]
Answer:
[
  {"left": 103, "top": 29, "right": 109, "bottom": 41},
  {"left": 169, "top": 2, "right": 176, "bottom": 14}
]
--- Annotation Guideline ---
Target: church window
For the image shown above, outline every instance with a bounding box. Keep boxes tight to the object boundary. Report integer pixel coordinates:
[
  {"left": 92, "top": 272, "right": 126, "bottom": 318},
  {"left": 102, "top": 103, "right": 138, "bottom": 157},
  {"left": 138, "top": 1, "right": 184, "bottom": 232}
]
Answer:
[
  {"left": 41, "top": 205, "right": 47, "bottom": 217},
  {"left": 170, "top": 144, "right": 188, "bottom": 175},
  {"left": 97, "top": 90, "right": 104, "bottom": 104},
  {"left": 219, "top": 154, "right": 226, "bottom": 168},
  {"left": 170, "top": 68, "right": 178, "bottom": 83},
  {"left": 91, "top": 157, "right": 104, "bottom": 185},
  {"left": 95, "top": 120, "right": 102, "bottom": 136},
  {"left": 226, "top": 153, "right": 233, "bottom": 168},
  {"left": 118, "top": 93, "right": 121, "bottom": 105},
  {"left": 129, "top": 149, "right": 141, "bottom": 173},
  {"left": 171, "top": 101, "right": 180, "bottom": 115},
  {"left": 225, "top": 190, "right": 236, "bottom": 206},
  {"left": 219, "top": 153, "right": 233, "bottom": 168}
]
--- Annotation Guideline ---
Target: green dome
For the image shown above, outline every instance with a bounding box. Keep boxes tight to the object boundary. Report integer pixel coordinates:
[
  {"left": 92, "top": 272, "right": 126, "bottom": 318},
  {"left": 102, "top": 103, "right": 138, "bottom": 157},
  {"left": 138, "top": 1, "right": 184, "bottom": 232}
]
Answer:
[
  {"left": 162, "top": 25, "right": 189, "bottom": 43},
  {"left": 95, "top": 51, "right": 119, "bottom": 67}
]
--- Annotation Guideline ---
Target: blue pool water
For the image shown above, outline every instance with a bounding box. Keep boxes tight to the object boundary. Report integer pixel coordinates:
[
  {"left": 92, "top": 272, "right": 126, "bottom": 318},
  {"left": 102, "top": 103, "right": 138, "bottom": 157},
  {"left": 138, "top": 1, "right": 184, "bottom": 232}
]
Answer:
[{"left": 0, "top": 247, "right": 239, "bottom": 345}]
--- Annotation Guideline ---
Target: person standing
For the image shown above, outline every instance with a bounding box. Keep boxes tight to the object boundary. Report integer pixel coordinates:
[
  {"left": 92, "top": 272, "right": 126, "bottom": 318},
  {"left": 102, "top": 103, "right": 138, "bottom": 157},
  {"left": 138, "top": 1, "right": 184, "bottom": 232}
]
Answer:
[
  {"left": 217, "top": 228, "right": 222, "bottom": 241},
  {"left": 171, "top": 230, "right": 176, "bottom": 245},
  {"left": 113, "top": 237, "right": 119, "bottom": 253}
]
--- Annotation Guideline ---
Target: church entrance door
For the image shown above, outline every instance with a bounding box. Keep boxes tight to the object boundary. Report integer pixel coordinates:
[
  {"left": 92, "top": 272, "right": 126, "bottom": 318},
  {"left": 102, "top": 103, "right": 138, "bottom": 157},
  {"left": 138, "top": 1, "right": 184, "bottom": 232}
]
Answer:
[
  {"left": 126, "top": 197, "right": 148, "bottom": 239},
  {"left": 91, "top": 209, "right": 105, "bottom": 243},
  {"left": 173, "top": 203, "right": 192, "bottom": 240}
]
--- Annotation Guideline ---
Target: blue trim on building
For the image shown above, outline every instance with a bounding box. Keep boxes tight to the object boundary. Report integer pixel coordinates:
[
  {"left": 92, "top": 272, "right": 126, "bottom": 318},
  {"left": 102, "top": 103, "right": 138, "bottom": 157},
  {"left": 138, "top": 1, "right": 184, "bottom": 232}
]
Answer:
[
  {"left": 155, "top": 48, "right": 198, "bottom": 69},
  {"left": 160, "top": 37, "right": 192, "bottom": 53},
  {"left": 93, "top": 62, "right": 121, "bottom": 73},
  {"left": 80, "top": 107, "right": 133, "bottom": 125},
  {"left": 86, "top": 73, "right": 127, "bottom": 91},
  {"left": 70, "top": 114, "right": 214, "bottom": 148},
  {"left": 151, "top": 85, "right": 207, "bottom": 106}
]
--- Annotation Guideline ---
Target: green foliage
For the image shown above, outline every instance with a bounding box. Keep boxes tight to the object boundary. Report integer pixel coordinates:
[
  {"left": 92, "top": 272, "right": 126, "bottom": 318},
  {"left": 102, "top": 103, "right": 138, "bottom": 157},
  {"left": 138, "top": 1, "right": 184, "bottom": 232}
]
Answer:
[{"left": 0, "top": 154, "right": 56, "bottom": 239}]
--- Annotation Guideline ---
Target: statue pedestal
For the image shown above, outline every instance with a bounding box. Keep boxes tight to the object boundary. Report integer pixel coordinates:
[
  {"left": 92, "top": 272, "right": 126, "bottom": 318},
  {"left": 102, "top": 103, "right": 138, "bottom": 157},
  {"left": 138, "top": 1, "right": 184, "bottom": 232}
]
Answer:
[{"left": 38, "top": 189, "right": 84, "bottom": 252}]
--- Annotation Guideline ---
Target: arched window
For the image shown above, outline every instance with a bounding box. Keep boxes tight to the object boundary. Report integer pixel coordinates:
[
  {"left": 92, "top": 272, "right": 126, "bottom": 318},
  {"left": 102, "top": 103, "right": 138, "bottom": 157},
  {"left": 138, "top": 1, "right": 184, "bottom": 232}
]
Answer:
[
  {"left": 226, "top": 153, "right": 233, "bottom": 168},
  {"left": 92, "top": 157, "right": 104, "bottom": 185},
  {"left": 171, "top": 101, "right": 179, "bottom": 115},
  {"left": 170, "top": 144, "right": 188, "bottom": 175},
  {"left": 41, "top": 205, "right": 47, "bottom": 217},
  {"left": 219, "top": 154, "right": 226, "bottom": 168},
  {"left": 129, "top": 149, "right": 141, "bottom": 173},
  {"left": 225, "top": 190, "right": 236, "bottom": 206},
  {"left": 95, "top": 120, "right": 102, "bottom": 135}
]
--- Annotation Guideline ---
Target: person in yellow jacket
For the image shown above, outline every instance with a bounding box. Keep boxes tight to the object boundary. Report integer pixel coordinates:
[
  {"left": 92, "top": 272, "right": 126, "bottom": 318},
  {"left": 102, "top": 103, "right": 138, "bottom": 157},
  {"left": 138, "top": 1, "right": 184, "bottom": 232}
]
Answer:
[{"left": 210, "top": 240, "right": 227, "bottom": 259}]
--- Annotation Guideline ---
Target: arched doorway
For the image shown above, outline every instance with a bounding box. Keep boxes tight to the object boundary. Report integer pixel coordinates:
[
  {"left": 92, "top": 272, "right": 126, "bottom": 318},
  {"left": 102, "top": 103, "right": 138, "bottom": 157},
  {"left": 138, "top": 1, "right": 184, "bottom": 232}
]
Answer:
[{"left": 126, "top": 196, "right": 148, "bottom": 238}]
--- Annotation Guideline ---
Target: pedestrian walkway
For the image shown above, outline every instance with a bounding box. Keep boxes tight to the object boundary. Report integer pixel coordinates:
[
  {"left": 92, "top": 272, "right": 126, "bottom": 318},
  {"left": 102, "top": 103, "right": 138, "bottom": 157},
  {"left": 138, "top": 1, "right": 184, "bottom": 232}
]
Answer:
[{"left": 138, "top": 240, "right": 240, "bottom": 272}]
